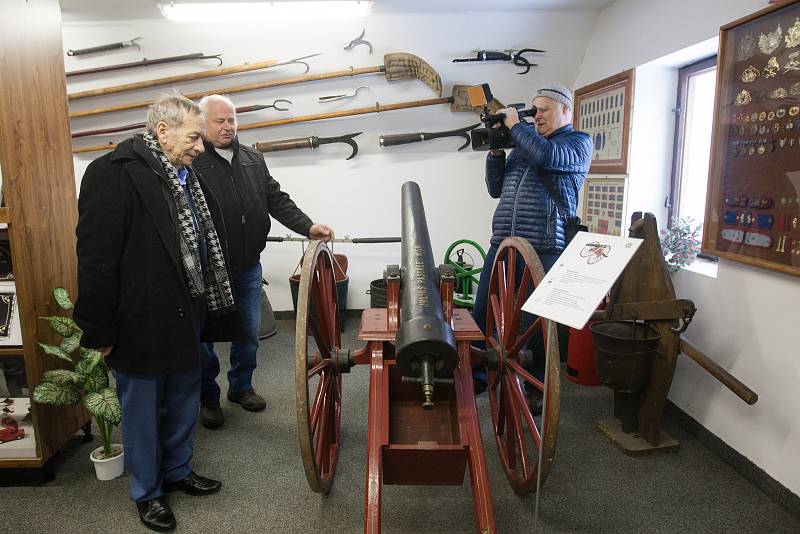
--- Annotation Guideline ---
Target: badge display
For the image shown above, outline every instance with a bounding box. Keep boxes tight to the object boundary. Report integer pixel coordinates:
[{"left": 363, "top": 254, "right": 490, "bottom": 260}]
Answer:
[{"left": 707, "top": 0, "right": 800, "bottom": 276}]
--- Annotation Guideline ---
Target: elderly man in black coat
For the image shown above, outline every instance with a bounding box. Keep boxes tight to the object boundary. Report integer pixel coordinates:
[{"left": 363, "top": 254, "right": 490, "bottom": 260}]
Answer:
[{"left": 75, "top": 92, "right": 237, "bottom": 532}]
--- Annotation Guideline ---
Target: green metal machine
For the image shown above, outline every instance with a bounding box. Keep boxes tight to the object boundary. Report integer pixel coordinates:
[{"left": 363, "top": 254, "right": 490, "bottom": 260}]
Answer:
[{"left": 443, "top": 239, "right": 486, "bottom": 309}]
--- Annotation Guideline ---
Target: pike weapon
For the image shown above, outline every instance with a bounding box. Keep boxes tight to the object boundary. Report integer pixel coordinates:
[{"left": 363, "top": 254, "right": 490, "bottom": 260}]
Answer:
[
  {"left": 452, "top": 48, "right": 544, "bottom": 74},
  {"left": 67, "top": 37, "right": 142, "bottom": 56},
  {"left": 71, "top": 100, "right": 292, "bottom": 139},
  {"left": 69, "top": 53, "right": 441, "bottom": 119},
  {"left": 66, "top": 52, "right": 224, "bottom": 77},
  {"left": 67, "top": 53, "right": 320, "bottom": 100},
  {"left": 318, "top": 86, "right": 369, "bottom": 103},
  {"left": 379, "top": 123, "right": 481, "bottom": 151},
  {"left": 344, "top": 28, "right": 373, "bottom": 53},
  {"left": 253, "top": 132, "right": 362, "bottom": 160}
]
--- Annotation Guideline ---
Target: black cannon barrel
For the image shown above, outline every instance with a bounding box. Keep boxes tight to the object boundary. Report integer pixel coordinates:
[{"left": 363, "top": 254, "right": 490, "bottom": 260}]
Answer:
[{"left": 394, "top": 182, "right": 457, "bottom": 409}]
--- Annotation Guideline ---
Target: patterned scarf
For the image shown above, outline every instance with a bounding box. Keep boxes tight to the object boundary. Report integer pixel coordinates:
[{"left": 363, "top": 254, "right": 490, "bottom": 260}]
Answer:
[{"left": 141, "top": 131, "right": 234, "bottom": 315}]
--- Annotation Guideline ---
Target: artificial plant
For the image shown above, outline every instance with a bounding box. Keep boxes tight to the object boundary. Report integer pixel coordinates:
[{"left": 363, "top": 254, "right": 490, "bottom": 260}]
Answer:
[
  {"left": 32, "top": 288, "right": 121, "bottom": 459},
  {"left": 660, "top": 216, "right": 703, "bottom": 272}
]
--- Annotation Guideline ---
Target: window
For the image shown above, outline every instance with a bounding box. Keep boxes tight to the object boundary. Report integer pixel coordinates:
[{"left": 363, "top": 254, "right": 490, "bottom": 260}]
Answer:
[{"left": 668, "top": 56, "right": 717, "bottom": 233}]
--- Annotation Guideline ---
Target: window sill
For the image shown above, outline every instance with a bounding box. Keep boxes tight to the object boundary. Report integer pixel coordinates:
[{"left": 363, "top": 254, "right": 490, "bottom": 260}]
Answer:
[{"left": 677, "top": 257, "right": 718, "bottom": 279}]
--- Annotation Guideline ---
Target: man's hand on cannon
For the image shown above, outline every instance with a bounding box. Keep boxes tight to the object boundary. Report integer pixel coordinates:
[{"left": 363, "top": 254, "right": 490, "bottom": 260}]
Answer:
[{"left": 309, "top": 224, "right": 335, "bottom": 241}]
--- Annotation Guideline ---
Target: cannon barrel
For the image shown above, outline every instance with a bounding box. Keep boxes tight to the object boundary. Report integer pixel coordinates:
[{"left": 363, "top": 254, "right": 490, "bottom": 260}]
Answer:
[{"left": 394, "top": 182, "right": 457, "bottom": 409}]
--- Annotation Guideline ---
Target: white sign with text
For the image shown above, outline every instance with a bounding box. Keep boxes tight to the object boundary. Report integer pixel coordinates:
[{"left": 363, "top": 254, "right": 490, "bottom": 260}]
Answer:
[{"left": 522, "top": 232, "right": 643, "bottom": 329}]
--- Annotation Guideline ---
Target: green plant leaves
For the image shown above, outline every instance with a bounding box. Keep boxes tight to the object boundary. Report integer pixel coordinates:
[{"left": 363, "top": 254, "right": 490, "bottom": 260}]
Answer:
[
  {"left": 60, "top": 332, "right": 81, "bottom": 356},
  {"left": 32, "top": 381, "right": 81, "bottom": 406},
  {"left": 53, "top": 287, "right": 74, "bottom": 310},
  {"left": 41, "top": 369, "right": 79, "bottom": 385},
  {"left": 84, "top": 388, "right": 121, "bottom": 425},
  {"left": 40, "top": 315, "right": 79, "bottom": 338},
  {"left": 38, "top": 342, "right": 74, "bottom": 363}
]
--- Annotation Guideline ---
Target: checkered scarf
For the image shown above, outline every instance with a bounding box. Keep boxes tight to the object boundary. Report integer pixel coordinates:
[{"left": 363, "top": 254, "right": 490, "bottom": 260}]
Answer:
[{"left": 141, "top": 131, "right": 234, "bottom": 314}]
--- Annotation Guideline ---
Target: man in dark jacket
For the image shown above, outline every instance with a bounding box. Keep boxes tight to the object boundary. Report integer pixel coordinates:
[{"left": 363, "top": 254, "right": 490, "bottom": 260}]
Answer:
[
  {"left": 193, "top": 94, "right": 333, "bottom": 429},
  {"left": 75, "top": 93, "right": 236, "bottom": 532},
  {"left": 472, "top": 82, "right": 592, "bottom": 393}
]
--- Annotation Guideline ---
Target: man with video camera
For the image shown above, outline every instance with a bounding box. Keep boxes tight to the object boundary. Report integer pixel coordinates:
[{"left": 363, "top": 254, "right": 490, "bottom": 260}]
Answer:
[{"left": 472, "top": 82, "right": 592, "bottom": 407}]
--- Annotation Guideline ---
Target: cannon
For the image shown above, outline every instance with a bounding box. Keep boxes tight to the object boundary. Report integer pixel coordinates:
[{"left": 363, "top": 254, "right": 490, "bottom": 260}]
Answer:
[{"left": 293, "top": 181, "right": 561, "bottom": 532}]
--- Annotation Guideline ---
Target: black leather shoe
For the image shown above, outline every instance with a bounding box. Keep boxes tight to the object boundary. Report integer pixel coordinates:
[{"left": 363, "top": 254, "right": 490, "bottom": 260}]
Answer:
[
  {"left": 163, "top": 471, "right": 222, "bottom": 496},
  {"left": 199, "top": 403, "right": 224, "bottom": 429},
  {"left": 136, "top": 496, "right": 176, "bottom": 532},
  {"left": 227, "top": 388, "right": 266, "bottom": 412}
]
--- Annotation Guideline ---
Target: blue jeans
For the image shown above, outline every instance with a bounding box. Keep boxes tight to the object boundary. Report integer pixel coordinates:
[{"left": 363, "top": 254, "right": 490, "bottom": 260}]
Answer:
[
  {"left": 200, "top": 262, "right": 262, "bottom": 404},
  {"left": 472, "top": 242, "right": 559, "bottom": 382}
]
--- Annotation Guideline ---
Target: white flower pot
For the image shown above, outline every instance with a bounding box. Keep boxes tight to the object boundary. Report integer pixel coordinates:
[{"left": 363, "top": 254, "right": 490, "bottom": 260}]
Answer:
[{"left": 90, "top": 444, "right": 124, "bottom": 481}]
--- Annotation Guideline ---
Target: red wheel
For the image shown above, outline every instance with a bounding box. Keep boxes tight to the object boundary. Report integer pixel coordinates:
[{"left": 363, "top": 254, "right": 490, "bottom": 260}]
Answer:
[
  {"left": 485, "top": 237, "right": 561, "bottom": 493},
  {"left": 295, "top": 240, "right": 342, "bottom": 493}
]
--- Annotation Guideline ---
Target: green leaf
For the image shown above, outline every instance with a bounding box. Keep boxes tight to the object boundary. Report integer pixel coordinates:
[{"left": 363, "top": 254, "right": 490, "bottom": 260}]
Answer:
[
  {"left": 38, "top": 342, "right": 74, "bottom": 363},
  {"left": 40, "top": 315, "right": 78, "bottom": 337},
  {"left": 54, "top": 287, "right": 74, "bottom": 310},
  {"left": 84, "top": 388, "right": 121, "bottom": 426},
  {"left": 81, "top": 362, "right": 109, "bottom": 394},
  {"left": 80, "top": 347, "right": 101, "bottom": 359},
  {"left": 60, "top": 332, "right": 81, "bottom": 356},
  {"left": 32, "top": 381, "right": 81, "bottom": 406},
  {"left": 41, "top": 369, "right": 79, "bottom": 385}
]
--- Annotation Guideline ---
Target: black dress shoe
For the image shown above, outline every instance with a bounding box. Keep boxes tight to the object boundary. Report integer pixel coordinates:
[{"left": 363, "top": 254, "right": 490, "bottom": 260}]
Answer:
[
  {"left": 163, "top": 471, "right": 222, "bottom": 496},
  {"left": 136, "top": 496, "right": 176, "bottom": 532}
]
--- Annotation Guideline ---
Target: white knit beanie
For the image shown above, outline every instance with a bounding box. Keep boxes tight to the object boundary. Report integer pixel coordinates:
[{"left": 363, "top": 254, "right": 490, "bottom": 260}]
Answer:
[{"left": 536, "top": 82, "right": 573, "bottom": 111}]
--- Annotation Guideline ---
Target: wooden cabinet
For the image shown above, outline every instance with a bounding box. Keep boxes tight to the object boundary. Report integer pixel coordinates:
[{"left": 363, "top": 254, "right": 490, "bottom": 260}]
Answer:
[{"left": 0, "top": 0, "right": 90, "bottom": 469}]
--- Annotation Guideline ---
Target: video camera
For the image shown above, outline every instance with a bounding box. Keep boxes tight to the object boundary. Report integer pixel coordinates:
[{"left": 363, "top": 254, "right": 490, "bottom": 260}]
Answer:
[{"left": 467, "top": 84, "right": 536, "bottom": 151}]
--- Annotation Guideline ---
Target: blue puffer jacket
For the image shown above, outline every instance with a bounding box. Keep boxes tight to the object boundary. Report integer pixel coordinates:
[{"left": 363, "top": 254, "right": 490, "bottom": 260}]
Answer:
[{"left": 486, "top": 122, "right": 592, "bottom": 252}]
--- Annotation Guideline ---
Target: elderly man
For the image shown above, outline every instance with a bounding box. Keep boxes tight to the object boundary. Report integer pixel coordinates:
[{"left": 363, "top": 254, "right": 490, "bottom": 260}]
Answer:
[
  {"left": 193, "top": 94, "right": 333, "bottom": 429},
  {"left": 75, "top": 92, "right": 236, "bottom": 532},
  {"left": 472, "top": 82, "right": 592, "bottom": 399}
]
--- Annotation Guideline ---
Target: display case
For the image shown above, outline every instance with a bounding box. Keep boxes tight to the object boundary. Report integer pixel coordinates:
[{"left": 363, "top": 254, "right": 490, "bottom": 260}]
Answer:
[{"left": 704, "top": 0, "right": 800, "bottom": 276}]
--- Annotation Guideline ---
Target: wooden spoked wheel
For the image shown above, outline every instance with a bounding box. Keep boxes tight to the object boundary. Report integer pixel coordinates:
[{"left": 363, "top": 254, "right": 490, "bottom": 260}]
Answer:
[
  {"left": 295, "top": 240, "right": 342, "bottom": 493},
  {"left": 485, "top": 237, "right": 561, "bottom": 493}
]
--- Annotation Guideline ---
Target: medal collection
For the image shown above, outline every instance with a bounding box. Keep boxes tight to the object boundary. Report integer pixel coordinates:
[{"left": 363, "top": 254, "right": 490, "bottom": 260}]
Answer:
[{"left": 720, "top": 12, "right": 800, "bottom": 263}]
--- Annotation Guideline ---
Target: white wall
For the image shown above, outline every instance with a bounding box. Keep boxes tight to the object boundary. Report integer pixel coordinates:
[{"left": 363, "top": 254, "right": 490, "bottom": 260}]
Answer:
[
  {"left": 64, "top": 10, "right": 599, "bottom": 311},
  {"left": 578, "top": 0, "right": 800, "bottom": 496}
]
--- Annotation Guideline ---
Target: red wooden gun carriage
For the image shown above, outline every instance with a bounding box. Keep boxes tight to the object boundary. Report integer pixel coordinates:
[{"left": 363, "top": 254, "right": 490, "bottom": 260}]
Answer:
[{"left": 292, "top": 182, "right": 561, "bottom": 533}]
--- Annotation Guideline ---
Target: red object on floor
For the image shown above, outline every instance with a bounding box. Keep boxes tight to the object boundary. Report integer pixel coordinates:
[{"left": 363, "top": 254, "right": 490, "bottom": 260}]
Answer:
[{"left": 566, "top": 323, "right": 602, "bottom": 386}]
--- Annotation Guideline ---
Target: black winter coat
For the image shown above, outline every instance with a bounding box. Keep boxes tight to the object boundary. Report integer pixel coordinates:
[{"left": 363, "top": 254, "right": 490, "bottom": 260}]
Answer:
[
  {"left": 192, "top": 138, "right": 313, "bottom": 274},
  {"left": 75, "top": 136, "right": 240, "bottom": 375}
]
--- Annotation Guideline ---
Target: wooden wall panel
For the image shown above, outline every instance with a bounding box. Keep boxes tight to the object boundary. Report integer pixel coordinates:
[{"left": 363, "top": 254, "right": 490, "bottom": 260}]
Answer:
[{"left": 0, "top": 0, "right": 87, "bottom": 464}]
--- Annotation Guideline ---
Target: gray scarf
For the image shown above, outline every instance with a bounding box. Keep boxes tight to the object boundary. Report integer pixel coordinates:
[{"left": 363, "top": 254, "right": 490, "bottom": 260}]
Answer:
[{"left": 141, "top": 132, "right": 234, "bottom": 314}]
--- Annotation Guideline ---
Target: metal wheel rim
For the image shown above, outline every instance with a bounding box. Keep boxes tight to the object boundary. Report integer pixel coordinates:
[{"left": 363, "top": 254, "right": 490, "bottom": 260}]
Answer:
[
  {"left": 485, "top": 237, "right": 561, "bottom": 493},
  {"left": 295, "top": 240, "right": 342, "bottom": 493}
]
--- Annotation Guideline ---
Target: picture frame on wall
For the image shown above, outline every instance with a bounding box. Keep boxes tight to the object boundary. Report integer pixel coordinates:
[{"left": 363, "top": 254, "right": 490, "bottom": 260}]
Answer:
[
  {"left": 573, "top": 69, "right": 635, "bottom": 174},
  {"left": 703, "top": 0, "right": 800, "bottom": 277},
  {"left": 580, "top": 176, "right": 628, "bottom": 236}
]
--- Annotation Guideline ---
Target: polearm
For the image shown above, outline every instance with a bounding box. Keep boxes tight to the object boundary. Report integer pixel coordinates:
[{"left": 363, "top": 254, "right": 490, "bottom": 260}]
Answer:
[
  {"left": 71, "top": 101, "right": 292, "bottom": 139},
  {"left": 66, "top": 53, "right": 224, "bottom": 77},
  {"left": 379, "top": 123, "right": 481, "bottom": 151},
  {"left": 67, "top": 54, "right": 319, "bottom": 100},
  {"left": 72, "top": 86, "right": 481, "bottom": 154},
  {"left": 68, "top": 53, "right": 442, "bottom": 119},
  {"left": 253, "top": 132, "right": 362, "bottom": 160}
]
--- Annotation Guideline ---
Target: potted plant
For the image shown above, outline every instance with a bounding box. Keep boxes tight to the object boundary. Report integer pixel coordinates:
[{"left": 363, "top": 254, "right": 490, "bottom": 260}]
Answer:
[
  {"left": 31, "top": 288, "right": 123, "bottom": 480},
  {"left": 660, "top": 217, "right": 703, "bottom": 273}
]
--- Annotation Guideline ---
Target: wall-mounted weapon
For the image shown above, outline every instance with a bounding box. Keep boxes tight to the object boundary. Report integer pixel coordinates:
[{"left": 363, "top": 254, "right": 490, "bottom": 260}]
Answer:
[
  {"left": 68, "top": 54, "right": 319, "bottom": 101},
  {"left": 318, "top": 86, "right": 369, "bottom": 103},
  {"left": 343, "top": 28, "right": 373, "bottom": 53},
  {"left": 452, "top": 48, "right": 544, "bottom": 74},
  {"left": 72, "top": 85, "right": 483, "bottom": 154},
  {"left": 379, "top": 123, "right": 481, "bottom": 151},
  {"left": 66, "top": 36, "right": 141, "bottom": 56},
  {"left": 253, "top": 132, "right": 362, "bottom": 160},
  {"left": 68, "top": 53, "right": 441, "bottom": 119},
  {"left": 71, "top": 100, "right": 292, "bottom": 139},
  {"left": 66, "top": 52, "right": 224, "bottom": 77}
]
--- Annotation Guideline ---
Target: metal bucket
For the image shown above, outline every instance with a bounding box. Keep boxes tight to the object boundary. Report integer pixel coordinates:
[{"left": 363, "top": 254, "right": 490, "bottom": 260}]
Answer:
[
  {"left": 366, "top": 278, "right": 387, "bottom": 308},
  {"left": 258, "top": 282, "right": 277, "bottom": 340},
  {"left": 589, "top": 321, "right": 661, "bottom": 393},
  {"left": 289, "top": 274, "right": 348, "bottom": 333}
]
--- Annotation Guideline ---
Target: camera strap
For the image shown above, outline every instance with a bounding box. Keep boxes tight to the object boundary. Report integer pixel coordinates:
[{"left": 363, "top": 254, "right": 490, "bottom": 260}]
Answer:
[{"left": 538, "top": 172, "right": 571, "bottom": 220}]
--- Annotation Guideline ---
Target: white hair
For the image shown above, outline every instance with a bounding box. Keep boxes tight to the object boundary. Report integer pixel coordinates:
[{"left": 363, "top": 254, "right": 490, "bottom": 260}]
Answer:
[
  {"left": 145, "top": 90, "right": 202, "bottom": 135},
  {"left": 198, "top": 94, "right": 236, "bottom": 116}
]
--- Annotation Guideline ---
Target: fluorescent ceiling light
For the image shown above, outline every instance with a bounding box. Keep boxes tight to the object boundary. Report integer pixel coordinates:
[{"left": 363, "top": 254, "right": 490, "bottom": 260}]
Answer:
[{"left": 159, "top": 1, "right": 374, "bottom": 22}]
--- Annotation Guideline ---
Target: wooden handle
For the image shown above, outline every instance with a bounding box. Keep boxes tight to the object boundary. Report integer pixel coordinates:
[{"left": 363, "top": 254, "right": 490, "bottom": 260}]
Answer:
[
  {"left": 679, "top": 337, "right": 758, "bottom": 405},
  {"left": 379, "top": 133, "right": 424, "bottom": 147},
  {"left": 68, "top": 66, "right": 383, "bottom": 119},
  {"left": 239, "top": 98, "right": 451, "bottom": 131},
  {"left": 253, "top": 137, "right": 313, "bottom": 153},
  {"left": 68, "top": 59, "right": 280, "bottom": 100}
]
